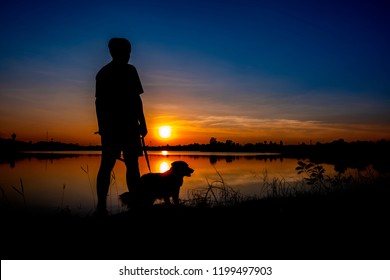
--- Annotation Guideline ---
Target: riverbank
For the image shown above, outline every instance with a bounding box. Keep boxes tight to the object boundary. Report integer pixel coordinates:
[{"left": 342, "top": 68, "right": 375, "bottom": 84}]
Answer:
[{"left": 2, "top": 175, "right": 390, "bottom": 260}]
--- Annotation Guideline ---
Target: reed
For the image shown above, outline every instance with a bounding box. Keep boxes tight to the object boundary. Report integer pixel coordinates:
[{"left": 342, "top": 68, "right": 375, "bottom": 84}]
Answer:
[
  {"left": 80, "top": 164, "right": 127, "bottom": 215},
  {"left": 108, "top": 170, "right": 124, "bottom": 214},
  {"left": 2, "top": 160, "right": 388, "bottom": 217},
  {"left": 60, "top": 183, "right": 66, "bottom": 209},
  {"left": 11, "top": 178, "right": 27, "bottom": 209},
  {"left": 80, "top": 165, "right": 96, "bottom": 207},
  {"left": 185, "top": 160, "right": 389, "bottom": 210},
  {"left": 187, "top": 165, "right": 244, "bottom": 207},
  {"left": 57, "top": 183, "right": 73, "bottom": 216}
]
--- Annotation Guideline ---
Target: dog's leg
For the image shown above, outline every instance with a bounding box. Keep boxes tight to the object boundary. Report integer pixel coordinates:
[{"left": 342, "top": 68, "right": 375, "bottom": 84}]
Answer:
[
  {"left": 163, "top": 197, "right": 172, "bottom": 205},
  {"left": 172, "top": 194, "right": 180, "bottom": 205}
]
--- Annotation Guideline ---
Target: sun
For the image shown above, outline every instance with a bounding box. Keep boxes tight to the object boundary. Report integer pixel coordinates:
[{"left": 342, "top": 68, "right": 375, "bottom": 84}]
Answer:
[{"left": 158, "top": 126, "right": 172, "bottom": 139}]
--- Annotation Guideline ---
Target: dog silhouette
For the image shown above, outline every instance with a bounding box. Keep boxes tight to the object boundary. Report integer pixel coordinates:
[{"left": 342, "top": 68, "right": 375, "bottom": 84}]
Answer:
[{"left": 120, "top": 160, "right": 194, "bottom": 208}]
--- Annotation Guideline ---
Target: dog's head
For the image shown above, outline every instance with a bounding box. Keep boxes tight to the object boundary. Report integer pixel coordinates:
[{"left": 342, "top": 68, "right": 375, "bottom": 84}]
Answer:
[{"left": 170, "top": 161, "right": 194, "bottom": 177}]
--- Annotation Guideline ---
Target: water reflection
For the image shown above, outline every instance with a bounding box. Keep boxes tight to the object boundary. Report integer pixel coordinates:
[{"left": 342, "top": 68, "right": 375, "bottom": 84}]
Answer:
[
  {"left": 159, "top": 161, "right": 170, "bottom": 173},
  {"left": 0, "top": 151, "right": 379, "bottom": 216}
]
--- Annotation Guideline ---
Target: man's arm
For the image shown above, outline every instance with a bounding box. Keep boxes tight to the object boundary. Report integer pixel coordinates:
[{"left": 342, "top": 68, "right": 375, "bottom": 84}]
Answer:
[{"left": 136, "top": 95, "right": 148, "bottom": 137}]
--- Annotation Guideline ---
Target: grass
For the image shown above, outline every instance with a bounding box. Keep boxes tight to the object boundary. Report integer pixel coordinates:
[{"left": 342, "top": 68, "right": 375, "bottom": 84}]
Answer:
[
  {"left": 80, "top": 164, "right": 96, "bottom": 207},
  {"left": 2, "top": 161, "right": 389, "bottom": 260},
  {"left": 181, "top": 160, "right": 389, "bottom": 212},
  {"left": 3, "top": 160, "right": 389, "bottom": 217},
  {"left": 185, "top": 165, "right": 244, "bottom": 208},
  {"left": 11, "top": 178, "right": 27, "bottom": 209}
]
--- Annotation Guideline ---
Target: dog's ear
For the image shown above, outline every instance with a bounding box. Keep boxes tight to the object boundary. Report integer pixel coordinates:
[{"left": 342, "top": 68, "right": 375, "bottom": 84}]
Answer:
[
  {"left": 171, "top": 161, "right": 188, "bottom": 168},
  {"left": 172, "top": 160, "right": 188, "bottom": 167}
]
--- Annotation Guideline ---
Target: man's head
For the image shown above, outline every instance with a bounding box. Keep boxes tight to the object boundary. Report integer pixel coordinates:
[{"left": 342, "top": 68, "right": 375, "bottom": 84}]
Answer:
[{"left": 108, "top": 38, "right": 131, "bottom": 63}]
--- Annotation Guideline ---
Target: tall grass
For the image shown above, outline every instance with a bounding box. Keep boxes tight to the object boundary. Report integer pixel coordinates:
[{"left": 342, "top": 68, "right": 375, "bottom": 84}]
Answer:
[
  {"left": 11, "top": 178, "right": 27, "bottom": 209},
  {"left": 260, "top": 168, "right": 302, "bottom": 198},
  {"left": 186, "top": 165, "right": 244, "bottom": 207},
  {"left": 108, "top": 170, "right": 124, "bottom": 213},
  {"left": 80, "top": 165, "right": 96, "bottom": 207},
  {"left": 2, "top": 160, "right": 388, "bottom": 216},
  {"left": 185, "top": 160, "right": 389, "bottom": 208}
]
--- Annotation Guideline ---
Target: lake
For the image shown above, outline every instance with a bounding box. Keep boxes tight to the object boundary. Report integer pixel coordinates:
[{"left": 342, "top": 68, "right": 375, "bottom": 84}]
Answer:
[{"left": 0, "top": 151, "right": 361, "bottom": 216}]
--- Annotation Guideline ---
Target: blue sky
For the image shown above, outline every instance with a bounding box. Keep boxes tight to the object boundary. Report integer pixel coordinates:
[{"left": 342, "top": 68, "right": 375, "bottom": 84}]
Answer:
[{"left": 1, "top": 0, "right": 389, "bottom": 145}]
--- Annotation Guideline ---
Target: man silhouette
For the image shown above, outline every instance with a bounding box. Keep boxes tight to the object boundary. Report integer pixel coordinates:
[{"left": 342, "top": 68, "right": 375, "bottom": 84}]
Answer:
[{"left": 95, "top": 38, "right": 147, "bottom": 215}]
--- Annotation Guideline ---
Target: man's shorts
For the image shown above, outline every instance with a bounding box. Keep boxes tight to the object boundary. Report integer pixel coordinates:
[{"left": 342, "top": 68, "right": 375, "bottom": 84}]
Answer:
[{"left": 100, "top": 131, "right": 143, "bottom": 161}]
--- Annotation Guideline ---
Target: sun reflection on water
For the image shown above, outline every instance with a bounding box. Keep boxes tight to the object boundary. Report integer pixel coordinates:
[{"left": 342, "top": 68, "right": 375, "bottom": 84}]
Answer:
[{"left": 159, "top": 161, "right": 170, "bottom": 173}]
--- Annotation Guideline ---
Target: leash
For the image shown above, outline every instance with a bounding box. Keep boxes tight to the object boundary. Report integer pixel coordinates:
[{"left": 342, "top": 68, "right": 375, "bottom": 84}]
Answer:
[{"left": 141, "top": 136, "right": 151, "bottom": 172}]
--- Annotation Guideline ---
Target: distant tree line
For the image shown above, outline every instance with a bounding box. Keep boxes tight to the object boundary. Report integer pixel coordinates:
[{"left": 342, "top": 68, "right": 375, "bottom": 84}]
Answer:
[
  {"left": 1, "top": 135, "right": 389, "bottom": 171},
  {"left": 0, "top": 134, "right": 100, "bottom": 155},
  {"left": 148, "top": 137, "right": 284, "bottom": 153},
  {"left": 1, "top": 135, "right": 389, "bottom": 155},
  {"left": 148, "top": 137, "right": 390, "bottom": 173}
]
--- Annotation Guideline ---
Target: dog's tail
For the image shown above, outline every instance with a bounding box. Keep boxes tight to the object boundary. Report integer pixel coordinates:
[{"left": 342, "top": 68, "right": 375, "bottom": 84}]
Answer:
[
  {"left": 119, "top": 191, "right": 153, "bottom": 210},
  {"left": 119, "top": 192, "right": 132, "bottom": 208}
]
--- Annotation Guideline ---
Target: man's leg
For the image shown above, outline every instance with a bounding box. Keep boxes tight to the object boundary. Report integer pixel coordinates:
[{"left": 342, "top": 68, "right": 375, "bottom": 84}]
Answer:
[
  {"left": 124, "top": 155, "right": 140, "bottom": 193},
  {"left": 123, "top": 136, "right": 142, "bottom": 193},
  {"left": 96, "top": 135, "right": 119, "bottom": 213},
  {"left": 96, "top": 154, "right": 116, "bottom": 213}
]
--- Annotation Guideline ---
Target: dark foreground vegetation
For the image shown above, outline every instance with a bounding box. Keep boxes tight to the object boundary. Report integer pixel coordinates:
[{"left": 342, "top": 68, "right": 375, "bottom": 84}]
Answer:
[{"left": 2, "top": 160, "right": 389, "bottom": 260}]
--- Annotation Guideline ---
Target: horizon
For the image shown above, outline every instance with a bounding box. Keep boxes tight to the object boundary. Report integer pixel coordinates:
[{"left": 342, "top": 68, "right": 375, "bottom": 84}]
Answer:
[
  {"left": 2, "top": 133, "right": 388, "bottom": 147},
  {"left": 1, "top": 0, "right": 389, "bottom": 146}
]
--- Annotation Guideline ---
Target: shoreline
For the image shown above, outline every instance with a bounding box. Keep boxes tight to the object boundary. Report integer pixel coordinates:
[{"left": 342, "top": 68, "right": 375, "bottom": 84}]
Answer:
[{"left": 2, "top": 185, "right": 390, "bottom": 260}]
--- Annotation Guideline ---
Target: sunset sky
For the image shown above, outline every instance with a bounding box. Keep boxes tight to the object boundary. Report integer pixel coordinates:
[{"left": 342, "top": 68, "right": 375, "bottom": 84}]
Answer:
[{"left": 1, "top": 0, "right": 389, "bottom": 146}]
